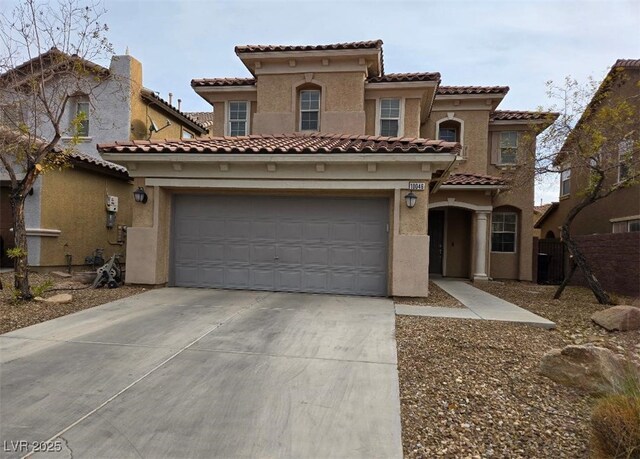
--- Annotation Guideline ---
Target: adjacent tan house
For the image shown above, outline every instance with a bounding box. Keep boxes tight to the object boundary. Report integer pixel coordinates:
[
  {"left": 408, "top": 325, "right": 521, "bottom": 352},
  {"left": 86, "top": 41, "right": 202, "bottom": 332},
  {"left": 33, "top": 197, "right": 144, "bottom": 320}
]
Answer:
[
  {"left": 536, "top": 59, "right": 640, "bottom": 239},
  {"left": 101, "top": 40, "right": 555, "bottom": 297},
  {"left": 0, "top": 49, "right": 208, "bottom": 269}
]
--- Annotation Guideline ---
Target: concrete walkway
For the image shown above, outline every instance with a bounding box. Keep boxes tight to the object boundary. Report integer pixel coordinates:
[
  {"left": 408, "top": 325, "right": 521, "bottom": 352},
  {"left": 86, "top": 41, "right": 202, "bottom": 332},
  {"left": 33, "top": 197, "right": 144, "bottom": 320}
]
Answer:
[{"left": 396, "top": 278, "right": 555, "bottom": 329}]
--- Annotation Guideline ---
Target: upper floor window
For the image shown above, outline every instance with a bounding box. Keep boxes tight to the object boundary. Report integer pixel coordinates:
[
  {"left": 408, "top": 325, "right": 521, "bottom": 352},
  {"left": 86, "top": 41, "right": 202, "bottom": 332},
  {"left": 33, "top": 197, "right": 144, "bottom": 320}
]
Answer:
[
  {"left": 300, "top": 90, "right": 320, "bottom": 131},
  {"left": 491, "top": 212, "right": 517, "bottom": 253},
  {"left": 379, "top": 98, "right": 401, "bottom": 137},
  {"left": 499, "top": 131, "right": 518, "bottom": 164},
  {"left": 612, "top": 217, "right": 640, "bottom": 233},
  {"left": 560, "top": 168, "right": 571, "bottom": 197},
  {"left": 437, "top": 119, "right": 462, "bottom": 143},
  {"left": 618, "top": 139, "right": 632, "bottom": 183},
  {"left": 75, "top": 100, "right": 90, "bottom": 137},
  {"left": 228, "top": 101, "right": 249, "bottom": 136},
  {"left": 182, "top": 129, "right": 194, "bottom": 139}
]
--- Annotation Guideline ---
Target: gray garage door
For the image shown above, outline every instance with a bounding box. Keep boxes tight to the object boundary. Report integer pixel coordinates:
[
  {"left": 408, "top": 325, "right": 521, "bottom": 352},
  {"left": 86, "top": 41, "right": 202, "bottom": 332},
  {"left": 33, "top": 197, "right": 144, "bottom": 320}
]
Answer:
[{"left": 171, "top": 195, "right": 389, "bottom": 296}]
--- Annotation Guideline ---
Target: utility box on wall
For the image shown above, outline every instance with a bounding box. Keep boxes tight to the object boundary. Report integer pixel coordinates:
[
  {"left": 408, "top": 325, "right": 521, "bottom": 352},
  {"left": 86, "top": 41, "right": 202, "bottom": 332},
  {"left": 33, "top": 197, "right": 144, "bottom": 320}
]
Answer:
[{"left": 106, "top": 195, "right": 118, "bottom": 228}]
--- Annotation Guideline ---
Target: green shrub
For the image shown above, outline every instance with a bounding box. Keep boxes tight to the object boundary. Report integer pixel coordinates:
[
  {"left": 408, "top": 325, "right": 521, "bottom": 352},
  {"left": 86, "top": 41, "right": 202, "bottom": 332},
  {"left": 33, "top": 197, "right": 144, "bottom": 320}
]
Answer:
[{"left": 32, "top": 279, "right": 54, "bottom": 297}]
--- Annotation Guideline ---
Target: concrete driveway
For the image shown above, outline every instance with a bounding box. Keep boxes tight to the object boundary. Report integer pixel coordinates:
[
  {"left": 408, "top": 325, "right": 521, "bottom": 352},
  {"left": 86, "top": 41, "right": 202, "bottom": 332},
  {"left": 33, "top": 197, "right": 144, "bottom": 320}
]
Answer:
[{"left": 0, "top": 289, "right": 401, "bottom": 458}]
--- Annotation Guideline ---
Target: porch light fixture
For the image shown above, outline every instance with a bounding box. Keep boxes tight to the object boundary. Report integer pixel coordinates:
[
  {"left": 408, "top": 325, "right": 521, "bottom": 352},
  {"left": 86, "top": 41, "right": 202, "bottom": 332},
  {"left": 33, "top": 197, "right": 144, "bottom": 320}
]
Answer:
[
  {"left": 405, "top": 191, "right": 417, "bottom": 208},
  {"left": 133, "top": 187, "right": 148, "bottom": 204}
]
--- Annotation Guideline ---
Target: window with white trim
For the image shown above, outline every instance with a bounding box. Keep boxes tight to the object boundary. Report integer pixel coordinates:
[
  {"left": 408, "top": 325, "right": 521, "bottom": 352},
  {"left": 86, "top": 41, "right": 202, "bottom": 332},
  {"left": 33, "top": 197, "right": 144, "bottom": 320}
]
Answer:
[
  {"left": 75, "top": 100, "right": 90, "bottom": 136},
  {"left": 300, "top": 90, "right": 320, "bottom": 131},
  {"left": 499, "top": 131, "right": 518, "bottom": 164},
  {"left": 491, "top": 212, "right": 517, "bottom": 253},
  {"left": 618, "top": 139, "right": 632, "bottom": 183},
  {"left": 612, "top": 218, "right": 640, "bottom": 233},
  {"left": 379, "top": 98, "right": 401, "bottom": 137},
  {"left": 228, "top": 101, "right": 248, "bottom": 136},
  {"left": 560, "top": 168, "right": 571, "bottom": 196}
]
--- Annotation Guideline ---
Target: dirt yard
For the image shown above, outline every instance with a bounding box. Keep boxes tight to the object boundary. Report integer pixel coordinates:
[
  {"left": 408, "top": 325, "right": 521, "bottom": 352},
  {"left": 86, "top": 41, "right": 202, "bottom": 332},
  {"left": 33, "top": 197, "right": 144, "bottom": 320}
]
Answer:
[
  {"left": 0, "top": 272, "right": 147, "bottom": 334},
  {"left": 397, "top": 281, "right": 639, "bottom": 458}
]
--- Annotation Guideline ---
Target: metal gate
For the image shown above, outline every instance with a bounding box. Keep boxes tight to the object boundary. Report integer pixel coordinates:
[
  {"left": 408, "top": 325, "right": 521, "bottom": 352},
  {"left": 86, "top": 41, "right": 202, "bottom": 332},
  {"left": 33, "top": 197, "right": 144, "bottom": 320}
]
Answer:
[{"left": 537, "top": 239, "right": 565, "bottom": 285}]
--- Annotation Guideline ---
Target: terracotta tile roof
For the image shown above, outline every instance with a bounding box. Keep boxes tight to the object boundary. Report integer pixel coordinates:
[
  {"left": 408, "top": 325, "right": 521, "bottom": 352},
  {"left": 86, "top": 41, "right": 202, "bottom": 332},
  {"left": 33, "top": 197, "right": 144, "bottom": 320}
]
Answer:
[
  {"left": 490, "top": 110, "right": 560, "bottom": 121},
  {"left": 69, "top": 151, "right": 129, "bottom": 175},
  {"left": 437, "top": 86, "right": 509, "bottom": 95},
  {"left": 534, "top": 202, "right": 559, "bottom": 228},
  {"left": 443, "top": 173, "right": 506, "bottom": 186},
  {"left": 98, "top": 133, "right": 460, "bottom": 155},
  {"left": 614, "top": 59, "right": 640, "bottom": 68},
  {"left": 235, "top": 40, "right": 383, "bottom": 54},
  {"left": 367, "top": 72, "right": 440, "bottom": 83},
  {"left": 191, "top": 77, "right": 256, "bottom": 87},
  {"left": 140, "top": 88, "right": 208, "bottom": 134},
  {"left": 185, "top": 111, "right": 215, "bottom": 128}
]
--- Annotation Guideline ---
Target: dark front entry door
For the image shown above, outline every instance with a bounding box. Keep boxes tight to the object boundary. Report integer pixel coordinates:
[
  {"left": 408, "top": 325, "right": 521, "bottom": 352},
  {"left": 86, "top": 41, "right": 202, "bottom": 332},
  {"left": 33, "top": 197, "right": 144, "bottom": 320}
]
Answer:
[{"left": 428, "top": 210, "right": 445, "bottom": 274}]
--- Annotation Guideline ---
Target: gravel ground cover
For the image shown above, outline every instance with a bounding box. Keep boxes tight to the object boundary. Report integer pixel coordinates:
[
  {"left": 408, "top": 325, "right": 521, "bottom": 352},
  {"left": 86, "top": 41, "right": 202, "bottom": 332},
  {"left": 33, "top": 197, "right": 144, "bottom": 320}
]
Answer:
[
  {"left": 1, "top": 272, "right": 147, "bottom": 334},
  {"left": 397, "top": 281, "right": 639, "bottom": 458},
  {"left": 395, "top": 281, "right": 464, "bottom": 308}
]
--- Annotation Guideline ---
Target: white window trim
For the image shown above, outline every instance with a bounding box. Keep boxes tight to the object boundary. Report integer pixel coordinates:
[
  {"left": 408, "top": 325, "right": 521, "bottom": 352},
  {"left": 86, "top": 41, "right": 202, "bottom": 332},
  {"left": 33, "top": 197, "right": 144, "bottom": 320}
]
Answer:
[
  {"left": 299, "top": 89, "right": 321, "bottom": 132},
  {"left": 225, "top": 100, "right": 251, "bottom": 136},
  {"left": 560, "top": 168, "right": 571, "bottom": 197},
  {"left": 435, "top": 116, "right": 464, "bottom": 145},
  {"left": 490, "top": 212, "right": 518, "bottom": 254},
  {"left": 617, "top": 139, "right": 632, "bottom": 184},
  {"left": 376, "top": 97, "right": 404, "bottom": 137},
  {"left": 498, "top": 131, "right": 519, "bottom": 165}
]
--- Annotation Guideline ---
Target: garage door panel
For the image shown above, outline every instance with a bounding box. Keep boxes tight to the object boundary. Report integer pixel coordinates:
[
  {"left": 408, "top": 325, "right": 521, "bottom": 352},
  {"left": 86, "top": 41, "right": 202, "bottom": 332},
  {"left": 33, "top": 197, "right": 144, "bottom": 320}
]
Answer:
[
  {"left": 276, "top": 270, "right": 302, "bottom": 291},
  {"left": 302, "top": 246, "right": 329, "bottom": 265},
  {"left": 303, "top": 222, "right": 330, "bottom": 241},
  {"left": 172, "top": 195, "right": 388, "bottom": 296},
  {"left": 251, "top": 269, "right": 275, "bottom": 290},
  {"left": 225, "top": 267, "right": 250, "bottom": 288},
  {"left": 252, "top": 221, "right": 277, "bottom": 240},
  {"left": 251, "top": 245, "right": 276, "bottom": 263}
]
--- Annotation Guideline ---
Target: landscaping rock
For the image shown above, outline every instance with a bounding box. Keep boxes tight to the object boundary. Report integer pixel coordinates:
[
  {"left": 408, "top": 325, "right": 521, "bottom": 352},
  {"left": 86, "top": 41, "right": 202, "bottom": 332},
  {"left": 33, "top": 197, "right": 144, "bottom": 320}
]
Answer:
[
  {"left": 51, "top": 271, "right": 71, "bottom": 278},
  {"left": 43, "top": 293, "right": 73, "bottom": 304},
  {"left": 72, "top": 272, "right": 96, "bottom": 285},
  {"left": 539, "top": 344, "right": 629, "bottom": 395},
  {"left": 591, "top": 306, "right": 640, "bottom": 331}
]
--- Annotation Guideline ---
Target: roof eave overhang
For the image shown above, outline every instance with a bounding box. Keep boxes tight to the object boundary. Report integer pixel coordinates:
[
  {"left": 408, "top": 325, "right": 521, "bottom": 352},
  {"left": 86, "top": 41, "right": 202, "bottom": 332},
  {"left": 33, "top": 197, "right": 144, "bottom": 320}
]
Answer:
[
  {"left": 436, "top": 93, "right": 507, "bottom": 100},
  {"left": 237, "top": 48, "right": 382, "bottom": 76},
  {"left": 439, "top": 184, "right": 505, "bottom": 190},
  {"left": 193, "top": 85, "right": 257, "bottom": 93},
  {"left": 490, "top": 119, "right": 553, "bottom": 126},
  {"left": 365, "top": 81, "right": 438, "bottom": 90},
  {"left": 102, "top": 152, "right": 458, "bottom": 165},
  {"left": 141, "top": 92, "right": 208, "bottom": 135}
]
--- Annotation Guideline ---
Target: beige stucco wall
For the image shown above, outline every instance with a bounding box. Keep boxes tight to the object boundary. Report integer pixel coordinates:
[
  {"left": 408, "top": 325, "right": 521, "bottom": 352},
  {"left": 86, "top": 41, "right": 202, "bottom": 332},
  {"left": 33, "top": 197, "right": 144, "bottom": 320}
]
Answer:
[
  {"left": 252, "top": 72, "right": 366, "bottom": 135},
  {"left": 423, "top": 109, "right": 492, "bottom": 172},
  {"left": 403, "top": 99, "right": 422, "bottom": 138},
  {"left": 38, "top": 168, "right": 133, "bottom": 268}
]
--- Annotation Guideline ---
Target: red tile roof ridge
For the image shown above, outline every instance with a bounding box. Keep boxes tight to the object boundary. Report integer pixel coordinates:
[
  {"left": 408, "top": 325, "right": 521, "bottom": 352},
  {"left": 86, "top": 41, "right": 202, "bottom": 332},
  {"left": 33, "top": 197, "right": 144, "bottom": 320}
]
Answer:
[
  {"left": 234, "top": 40, "right": 383, "bottom": 54},
  {"left": 438, "top": 86, "right": 510, "bottom": 95}
]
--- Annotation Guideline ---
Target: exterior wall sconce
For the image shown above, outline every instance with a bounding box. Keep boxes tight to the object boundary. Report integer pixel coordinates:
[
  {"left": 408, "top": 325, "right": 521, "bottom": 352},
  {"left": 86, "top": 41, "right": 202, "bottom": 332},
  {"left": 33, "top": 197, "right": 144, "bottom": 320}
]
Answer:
[
  {"left": 404, "top": 191, "right": 417, "bottom": 208},
  {"left": 133, "top": 187, "right": 148, "bottom": 204}
]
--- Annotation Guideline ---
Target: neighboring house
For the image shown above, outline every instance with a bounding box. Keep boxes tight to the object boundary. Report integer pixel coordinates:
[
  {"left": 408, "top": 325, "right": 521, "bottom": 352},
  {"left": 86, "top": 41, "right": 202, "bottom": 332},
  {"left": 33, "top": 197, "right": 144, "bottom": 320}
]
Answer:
[
  {"left": 100, "top": 40, "right": 555, "bottom": 297},
  {"left": 537, "top": 59, "right": 640, "bottom": 238},
  {"left": 0, "top": 49, "right": 208, "bottom": 269},
  {"left": 535, "top": 59, "right": 639, "bottom": 297},
  {"left": 533, "top": 203, "right": 555, "bottom": 238}
]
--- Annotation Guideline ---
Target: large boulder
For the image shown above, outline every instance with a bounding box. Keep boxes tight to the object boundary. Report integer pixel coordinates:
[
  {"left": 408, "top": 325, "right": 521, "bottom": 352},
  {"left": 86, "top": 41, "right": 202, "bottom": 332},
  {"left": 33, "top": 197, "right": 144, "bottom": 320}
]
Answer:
[
  {"left": 592, "top": 306, "right": 640, "bottom": 331},
  {"left": 539, "top": 345, "right": 633, "bottom": 395},
  {"left": 43, "top": 293, "right": 73, "bottom": 304}
]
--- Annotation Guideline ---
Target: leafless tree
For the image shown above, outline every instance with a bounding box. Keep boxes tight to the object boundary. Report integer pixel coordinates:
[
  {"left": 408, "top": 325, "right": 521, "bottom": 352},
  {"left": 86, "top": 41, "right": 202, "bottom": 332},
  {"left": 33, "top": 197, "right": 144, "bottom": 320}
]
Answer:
[
  {"left": 520, "top": 69, "right": 639, "bottom": 304},
  {"left": 0, "top": 0, "right": 113, "bottom": 299}
]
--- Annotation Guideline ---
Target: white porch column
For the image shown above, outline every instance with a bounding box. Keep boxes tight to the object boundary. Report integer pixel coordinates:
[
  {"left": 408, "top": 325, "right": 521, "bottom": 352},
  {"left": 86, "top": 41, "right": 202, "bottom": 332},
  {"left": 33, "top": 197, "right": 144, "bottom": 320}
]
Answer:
[{"left": 473, "top": 210, "right": 490, "bottom": 280}]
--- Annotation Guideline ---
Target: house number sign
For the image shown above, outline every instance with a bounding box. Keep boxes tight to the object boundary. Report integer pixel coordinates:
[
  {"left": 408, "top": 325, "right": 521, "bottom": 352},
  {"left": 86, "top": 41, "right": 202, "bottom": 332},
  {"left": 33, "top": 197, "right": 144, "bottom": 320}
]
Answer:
[{"left": 408, "top": 182, "right": 425, "bottom": 191}]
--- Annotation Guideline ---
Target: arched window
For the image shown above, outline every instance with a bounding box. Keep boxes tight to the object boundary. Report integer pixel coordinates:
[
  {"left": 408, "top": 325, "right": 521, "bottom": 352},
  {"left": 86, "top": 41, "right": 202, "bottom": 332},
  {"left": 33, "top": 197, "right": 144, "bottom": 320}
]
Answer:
[
  {"left": 436, "top": 119, "right": 462, "bottom": 143},
  {"left": 545, "top": 230, "right": 556, "bottom": 239}
]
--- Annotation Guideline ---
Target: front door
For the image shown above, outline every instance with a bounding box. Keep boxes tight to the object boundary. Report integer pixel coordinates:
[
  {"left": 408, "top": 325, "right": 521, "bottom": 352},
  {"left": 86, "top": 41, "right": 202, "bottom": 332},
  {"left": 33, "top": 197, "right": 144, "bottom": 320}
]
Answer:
[{"left": 428, "top": 210, "right": 445, "bottom": 275}]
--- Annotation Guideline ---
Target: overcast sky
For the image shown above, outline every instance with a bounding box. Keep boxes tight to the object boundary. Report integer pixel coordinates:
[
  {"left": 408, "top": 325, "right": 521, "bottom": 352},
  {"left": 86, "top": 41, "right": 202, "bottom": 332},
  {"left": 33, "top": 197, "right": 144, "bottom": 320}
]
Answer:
[{"left": 4, "top": 0, "right": 639, "bottom": 203}]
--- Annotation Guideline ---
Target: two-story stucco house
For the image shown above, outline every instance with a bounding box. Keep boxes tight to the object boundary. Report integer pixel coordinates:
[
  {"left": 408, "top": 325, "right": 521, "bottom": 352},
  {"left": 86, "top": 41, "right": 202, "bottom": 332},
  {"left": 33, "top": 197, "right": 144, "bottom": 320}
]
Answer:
[
  {"left": 99, "top": 40, "right": 555, "bottom": 297},
  {"left": 0, "top": 49, "right": 208, "bottom": 269}
]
